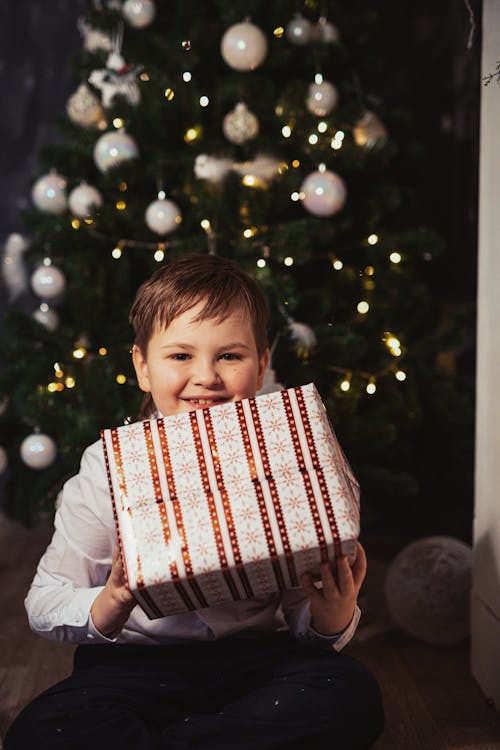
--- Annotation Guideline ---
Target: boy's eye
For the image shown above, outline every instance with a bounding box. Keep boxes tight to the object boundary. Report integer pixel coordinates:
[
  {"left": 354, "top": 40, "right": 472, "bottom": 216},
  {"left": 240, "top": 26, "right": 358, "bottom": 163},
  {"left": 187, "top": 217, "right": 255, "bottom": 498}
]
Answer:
[
  {"left": 170, "top": 353, "right": 190, "bottom": 361},
  {"left": 220, "top": 352, "right": 240, "bottom": 361}
]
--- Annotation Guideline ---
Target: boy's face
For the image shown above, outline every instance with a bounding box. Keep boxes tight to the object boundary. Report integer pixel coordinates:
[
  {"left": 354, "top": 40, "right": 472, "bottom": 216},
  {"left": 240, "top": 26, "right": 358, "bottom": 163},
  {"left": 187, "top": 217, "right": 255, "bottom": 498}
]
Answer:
[{"left": 132, "top": 302, "right": 269, "bottom": 417}]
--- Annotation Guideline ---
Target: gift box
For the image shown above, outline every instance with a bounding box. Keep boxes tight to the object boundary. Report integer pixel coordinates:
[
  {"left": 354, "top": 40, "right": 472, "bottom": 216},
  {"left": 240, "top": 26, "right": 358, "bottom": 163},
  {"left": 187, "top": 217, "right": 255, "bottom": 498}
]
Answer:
[{"left": 101, "top": 383, "right": 360, "bottom": 619}]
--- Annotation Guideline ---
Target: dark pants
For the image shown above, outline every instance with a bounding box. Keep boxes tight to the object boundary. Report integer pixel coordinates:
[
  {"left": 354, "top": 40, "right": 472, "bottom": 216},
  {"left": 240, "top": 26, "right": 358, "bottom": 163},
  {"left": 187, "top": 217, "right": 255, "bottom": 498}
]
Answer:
[{"left": 4, "top": 634, "right": 384, "bottom": 750}]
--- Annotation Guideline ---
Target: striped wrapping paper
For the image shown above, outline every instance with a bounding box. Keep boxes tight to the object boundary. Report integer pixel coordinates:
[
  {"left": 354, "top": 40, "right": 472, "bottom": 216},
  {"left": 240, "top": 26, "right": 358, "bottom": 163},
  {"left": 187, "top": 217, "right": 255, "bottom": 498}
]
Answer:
[{"left": 101, "top": 383, "right": 360, "bottom": 619}]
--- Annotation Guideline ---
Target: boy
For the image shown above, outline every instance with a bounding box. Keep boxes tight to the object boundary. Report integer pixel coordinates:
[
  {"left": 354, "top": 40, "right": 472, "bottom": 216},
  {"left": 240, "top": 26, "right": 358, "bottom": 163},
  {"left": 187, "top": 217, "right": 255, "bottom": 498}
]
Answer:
[{"left": 5, "top": 254, "right": 384, "bottom": 749}]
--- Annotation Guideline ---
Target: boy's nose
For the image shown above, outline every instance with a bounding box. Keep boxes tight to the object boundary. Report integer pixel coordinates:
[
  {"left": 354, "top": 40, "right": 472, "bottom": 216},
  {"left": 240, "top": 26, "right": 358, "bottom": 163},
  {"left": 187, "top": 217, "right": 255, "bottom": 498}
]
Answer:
[{"left": 192, "top": 361, "right": 222, "bottom": 387}]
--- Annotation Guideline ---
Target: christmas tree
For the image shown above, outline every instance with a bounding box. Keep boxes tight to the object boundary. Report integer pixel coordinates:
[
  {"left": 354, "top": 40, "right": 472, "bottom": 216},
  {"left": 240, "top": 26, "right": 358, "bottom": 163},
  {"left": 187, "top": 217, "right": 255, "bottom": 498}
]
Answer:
[{"left": 0, "top": 0, "right": 474, "bottom": 536}]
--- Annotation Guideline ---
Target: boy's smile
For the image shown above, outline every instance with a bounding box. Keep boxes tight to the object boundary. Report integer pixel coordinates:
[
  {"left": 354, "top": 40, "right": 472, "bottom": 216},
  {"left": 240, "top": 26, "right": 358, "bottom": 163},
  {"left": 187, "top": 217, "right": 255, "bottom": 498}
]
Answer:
[{"left": 132, "top": 302, "right": 269, "bottom": 417}]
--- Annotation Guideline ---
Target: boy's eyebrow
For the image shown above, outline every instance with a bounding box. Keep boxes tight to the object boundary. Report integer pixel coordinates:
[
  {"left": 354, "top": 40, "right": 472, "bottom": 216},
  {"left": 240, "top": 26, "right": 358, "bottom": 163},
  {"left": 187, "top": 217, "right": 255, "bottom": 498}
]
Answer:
[{"left": 160, "top": 341, "right": 252, "bottom": 350}]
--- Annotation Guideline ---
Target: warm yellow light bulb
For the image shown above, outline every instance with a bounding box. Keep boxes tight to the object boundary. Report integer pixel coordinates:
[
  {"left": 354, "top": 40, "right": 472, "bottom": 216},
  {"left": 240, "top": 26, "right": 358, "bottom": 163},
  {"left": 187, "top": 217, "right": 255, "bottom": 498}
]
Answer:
[
  {"left": 184, "top": 127, "right": 198, "bottom": 142},
  {"left": 390, "top": 251, "right": 402, "bottom": 264},
  {"left": 112, "top": 247, "right": 122, "bottom": 259},
  {"left": 164, "top": 88, "right": 175, "bottom": 100},
  {"left": 395, "top": 370, "right": 407, "bottom": 381},
  {"left": 116, "top": 374, "right": 127, "bottom": 385},
  {"left": 47, "top": 382, "right": 57, "bottom": 393},
  {"left": 282, "top": 125, "right": 292, "bottom": 138},
  {"left": 72, "top": 347, "right": 87, "bottom": 359},
  {"left": 200, "top": 219, "right": 211, "bottom": 230},
  {"left": 99, "top": 347, "right": 107, "bottom": 356},
  {"left": 340, "top": 379, "right": 351, "bottom": 392},
  {"left": 366, "top": 380, "right": 376, "bottom": 395},
  {"left": 154, "top": 249, "right": 165, "bottom": 262},
  {"left": 357, "top": 301, "right": 370, "bottom": 314},
  {"left": 71, "top": 219, "right": 81, "bottom": 229},
  {"left": 113, "top": 117, "right": 124, "bottom": 129},
  {"left": 256, "top": 258, "right": 267, "bottom": 268},
  {"left": 368, "top": 234, "right": 379, "bottom": 245},
  {"left": 65, "top": 377, "right": 76, "bottom": 388},
  {"left": 333, "top": 259, "right": 343, "bottom": 270},
  {"left": 273, "top": 26, "right": 284, "bottom": 37},
  {"left": 115, "top": 200, "right": 126, "bottom": 211},
  {"left": 284, "top": 256, "right": 294, "bottom": 267}
]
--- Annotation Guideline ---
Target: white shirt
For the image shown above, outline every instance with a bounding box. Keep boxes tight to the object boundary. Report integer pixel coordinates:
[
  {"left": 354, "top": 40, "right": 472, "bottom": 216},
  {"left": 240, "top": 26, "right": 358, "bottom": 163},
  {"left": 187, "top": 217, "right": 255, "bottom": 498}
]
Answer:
[{"left": 25, "top": 439, "right": 360, "bottom": 650}]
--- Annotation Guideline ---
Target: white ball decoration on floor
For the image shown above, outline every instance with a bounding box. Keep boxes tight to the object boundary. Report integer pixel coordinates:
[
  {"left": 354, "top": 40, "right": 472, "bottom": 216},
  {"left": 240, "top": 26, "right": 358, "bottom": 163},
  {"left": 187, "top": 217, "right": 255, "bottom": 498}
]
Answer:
[
  {"left": 32, "top": 303, "right": 59, "bottom": 332},
  {"left": 66, "top": 83, "right": 105, "bottom": 129},
  {"left": 384, "top": 536, "right": 472, "bottom": 644},
  {"left": 353, "top": 110, "right": 388, "bottom": 149},
  {"left": 220, "top": 21, "right": 268, "bottom": 71},
  {"left": 300, "top": 168, "right": 347, "bottom": 217},
  {"left": 285, "top": 14, "right": 313, "bottom": 45},
  {"left": 93, "top": 130, "right": 139, "bottom": 173},
  {"left": 68, "top": 182, "right": 103, "bottom": 218},
  {"left": 31, "top": 262, "right": 66, "bottom": 300},
  {"left": 306, "top": 80, "right": 338, "bottom": 117},
  {"left": 0, "top": 446, "right": 8, "bottom": 475},
  {"left": 122, "top": 0, "right": 156, "bottom": 28},
  {"left": 145, "top": 198, "right": 182, "bottom": 235},
  {"left": 223, "top": 102, "right": 259, "bottom": 145},
  {"left": 20, "top": 432, "right": 57, "bottom": 470},
  {"left": 31, "top": 171, "right": 67, "bottom": 215}
]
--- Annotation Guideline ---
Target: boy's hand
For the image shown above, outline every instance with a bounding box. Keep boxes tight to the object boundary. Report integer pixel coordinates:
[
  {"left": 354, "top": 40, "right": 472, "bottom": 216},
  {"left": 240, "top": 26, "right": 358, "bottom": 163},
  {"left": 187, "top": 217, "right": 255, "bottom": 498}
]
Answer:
[
  {"left": 90, "top": 544, "right": 136, "bottom": 638},
  {"left": 301, "top": 542, "right": 367, "bottom": 637}
]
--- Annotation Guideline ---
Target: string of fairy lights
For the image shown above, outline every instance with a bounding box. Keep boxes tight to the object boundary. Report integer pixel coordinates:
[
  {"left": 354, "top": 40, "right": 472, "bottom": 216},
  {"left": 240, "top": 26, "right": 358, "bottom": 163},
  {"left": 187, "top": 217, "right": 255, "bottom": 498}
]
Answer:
[{"left": 30, "top": 11, "right": 411, "bottom": 412}]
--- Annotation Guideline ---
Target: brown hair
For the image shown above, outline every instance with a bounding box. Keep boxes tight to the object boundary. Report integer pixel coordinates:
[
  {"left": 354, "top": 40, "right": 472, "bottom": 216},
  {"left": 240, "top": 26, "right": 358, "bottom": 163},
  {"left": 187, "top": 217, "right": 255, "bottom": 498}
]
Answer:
[{"left": 129, "top": 254, "right": 269, "bottom": 417}]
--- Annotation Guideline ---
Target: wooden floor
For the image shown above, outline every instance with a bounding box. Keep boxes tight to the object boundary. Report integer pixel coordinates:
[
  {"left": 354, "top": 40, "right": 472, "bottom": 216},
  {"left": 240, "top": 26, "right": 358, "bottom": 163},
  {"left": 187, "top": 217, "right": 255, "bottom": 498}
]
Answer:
[{"left": 1, "top": 514, "right": 499, "bottom": 749}]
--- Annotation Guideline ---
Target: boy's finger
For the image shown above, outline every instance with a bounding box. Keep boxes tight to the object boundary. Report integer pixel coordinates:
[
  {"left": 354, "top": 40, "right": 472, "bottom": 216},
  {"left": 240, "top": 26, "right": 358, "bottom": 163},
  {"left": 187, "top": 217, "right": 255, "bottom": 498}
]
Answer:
[
  {"left": 334, "top": 554, "right": 354, "bottom": 595},
  {"left": 351, "top": 542, "right": 367, "bottom": 587}
]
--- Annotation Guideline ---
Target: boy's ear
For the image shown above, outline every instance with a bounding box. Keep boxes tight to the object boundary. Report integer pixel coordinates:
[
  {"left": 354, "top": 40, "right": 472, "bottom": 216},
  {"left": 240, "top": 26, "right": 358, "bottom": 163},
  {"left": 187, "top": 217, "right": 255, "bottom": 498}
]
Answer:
[
  {"left": 256, "top": 348, "right": 270, "bottom": 391},
  {"left": 132, "top": 345, "right": 151, "bottom": 393}
]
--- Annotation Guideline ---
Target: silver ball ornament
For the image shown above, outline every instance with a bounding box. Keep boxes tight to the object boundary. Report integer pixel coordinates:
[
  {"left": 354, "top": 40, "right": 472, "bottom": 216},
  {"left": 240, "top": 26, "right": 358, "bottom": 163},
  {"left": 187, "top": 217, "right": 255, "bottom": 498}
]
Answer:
[
  {"left": 313, "top": 17, "right": 340, "bottom": 44},
  {"left": 306, "top": 80, "right": 338, "bottom": 117},
  {"left": 145, "top": 199, "right": 182, "bottom": 235},
  {"left": 68, "top": 182, "right": 103, "bottom": 218},
  {"left": 20, "top": 432, "right": 57, "bottom": 470},
  {"left": 93, "top": 130, "right": 139, "bottom": 173},
  {"left": 285, "top": 14, "right": 313, "bottom": 45},
  {"left": 31, "top": 171, "right": 67, "bottom": 214},
  {"left": 220, "top": 21, "right": 268, "bottom": 71},
  {"left": 385, "top": 536, "right": 472, "bottom": 644},
  {"left": 223, "top": 102, "right": 259, "bottom": 145},
  {"left": 0, "top": 446, "right": 8, "bottom": 475},
  {"left": 32, "top": 303, "right": 59, "bottom": 332},
  {"left": 66, "top": 84, "right": 105, "bottom": 129},
  {"left": 122, "top": 0, "right": 156, "bottom": 28},
  {"left": 353, "top": 110, "right": 388, "bottom": 149},
  {"left": 300, "top": 169, "right": 347, "bottom": 217},
  {"left": 31, "top": 264, "right": 66, "bottom": 300}
]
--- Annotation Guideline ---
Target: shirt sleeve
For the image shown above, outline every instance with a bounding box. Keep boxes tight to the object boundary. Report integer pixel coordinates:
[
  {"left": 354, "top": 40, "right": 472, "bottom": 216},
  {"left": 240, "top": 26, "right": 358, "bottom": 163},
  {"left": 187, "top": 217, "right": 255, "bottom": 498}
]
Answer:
[
  {"left": 280, "top": 588, "right": 361, "bottom": 651},
  {"left": 25, "top": 440, "right": 117, "bottom": 644}
]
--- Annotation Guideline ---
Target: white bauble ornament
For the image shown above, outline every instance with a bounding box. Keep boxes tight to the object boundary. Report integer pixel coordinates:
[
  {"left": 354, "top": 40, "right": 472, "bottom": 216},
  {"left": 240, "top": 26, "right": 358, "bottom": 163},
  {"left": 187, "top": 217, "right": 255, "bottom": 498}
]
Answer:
[
  {"left": 66, "top": 84, "right": 105, "bottom": 129},
  {"left": 285, "top": 14, "right": 313, "bottom": 45},
  {"left": 31, "top": 264, "right": 66, "bottom": 300},
  {"left": 122, "top": 0, "right": 156, "bottom": 28},
  {"left": 31, "top": 171, "right": 67, "bottom": 214},
  {"left": 32, "top": 303, "right": 59, "bottom": 332},
  {"left": 223, "top": 102, "right": 259, "bottom": 145},
  {"left": 145, "top": 199, "right": 182, "bottom": 235},
  {"left": 288, "top": 320, "right": 317, "bottom": 356},
  {"left": 385, "top": 536, "right": 472, "bottom": 644},
  {"left": 93, "top": 130, "right": 139, "bottom": 173},
  {"left": 313, "top": 17, "right": 340, "bottom": 44},
  {"left": 301, "top": 169, "right": 347, "bottom": 217},
  {"left": 306, "top": 80, "right": 338, "bottom": 116},
  {"left": 20, "top": 432, "right": 57, "bottom": 470},
  {"left": 0, "top": 446, "right": 8, "bottom": 475},
  {"left": 220, "top": 21, "right": 268, "bottom": 71},
  {"left": 353, "top": 110, "right": 388, "bottom": 149},
  {"left": 68, "top": 182, "right": 103, "bottom": 218}
]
